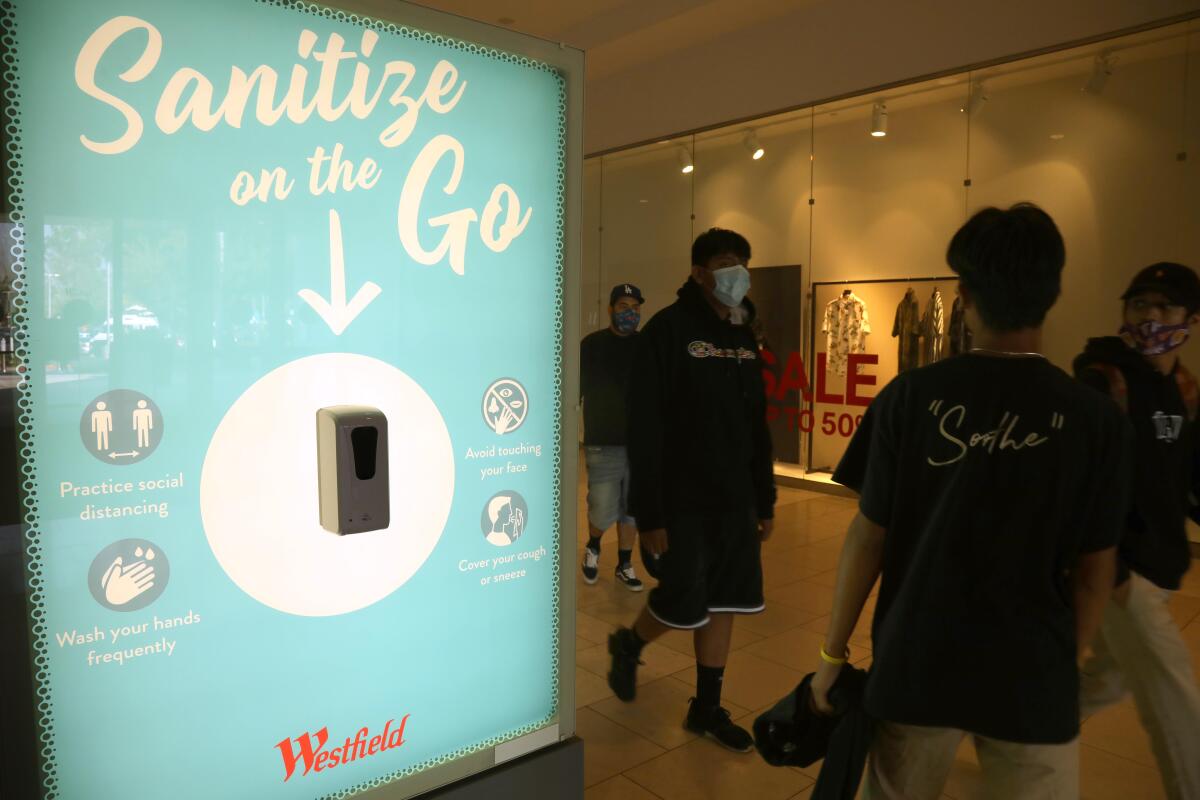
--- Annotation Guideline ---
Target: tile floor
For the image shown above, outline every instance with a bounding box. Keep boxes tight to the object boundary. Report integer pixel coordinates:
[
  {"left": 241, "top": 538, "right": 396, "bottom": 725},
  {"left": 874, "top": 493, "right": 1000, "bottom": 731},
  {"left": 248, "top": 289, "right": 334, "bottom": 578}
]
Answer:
[{"left": 572, "top": 483, "right": 1200, "bottom": 800}]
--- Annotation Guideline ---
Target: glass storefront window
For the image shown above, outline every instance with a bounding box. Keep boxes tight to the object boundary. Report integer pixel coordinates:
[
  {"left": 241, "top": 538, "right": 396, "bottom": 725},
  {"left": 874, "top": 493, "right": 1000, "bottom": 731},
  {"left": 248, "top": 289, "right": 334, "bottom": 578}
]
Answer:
[
  {"left": 693, "top": 111, "right": 813, "bottom": 465},
  {"left": 580, "top": 19, "right": 1199, "bottom": 480},
  {"left": 966, "top": 27, "right": 1196, "bottom": 369},
  {"left": 806, "top": 80, "right": 969, "bottom": 474},
  {"left": 597, "top": 137, "right": 696, "bottom": 323}
]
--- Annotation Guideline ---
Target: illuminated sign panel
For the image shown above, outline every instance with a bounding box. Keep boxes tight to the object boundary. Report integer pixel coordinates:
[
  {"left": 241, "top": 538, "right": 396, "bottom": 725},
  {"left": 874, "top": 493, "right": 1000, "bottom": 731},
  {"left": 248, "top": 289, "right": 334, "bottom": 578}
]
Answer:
[{"left": 6, "top": 0, "right": 576, "bottom": 796}]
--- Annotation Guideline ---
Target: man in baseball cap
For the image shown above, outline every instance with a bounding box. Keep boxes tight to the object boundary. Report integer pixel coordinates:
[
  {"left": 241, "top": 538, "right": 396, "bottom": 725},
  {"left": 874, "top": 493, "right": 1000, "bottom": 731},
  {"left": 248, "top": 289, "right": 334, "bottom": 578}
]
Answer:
[
  {"left": 1074, "top": 261, "right": 1200, "bottom": 798},
  {"left": 610, "top": 283, "right": 645, "bottom": 307}
]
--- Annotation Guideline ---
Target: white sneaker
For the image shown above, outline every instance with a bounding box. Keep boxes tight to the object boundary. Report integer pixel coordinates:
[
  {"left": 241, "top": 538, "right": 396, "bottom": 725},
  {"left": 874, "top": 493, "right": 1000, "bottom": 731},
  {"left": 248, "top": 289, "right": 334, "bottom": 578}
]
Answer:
[
  {"left": 615, "top": 564, "right": 644, "bottom": 592},
  {"left": 581, "top": 548, "right": 600, "bottom": 584}
]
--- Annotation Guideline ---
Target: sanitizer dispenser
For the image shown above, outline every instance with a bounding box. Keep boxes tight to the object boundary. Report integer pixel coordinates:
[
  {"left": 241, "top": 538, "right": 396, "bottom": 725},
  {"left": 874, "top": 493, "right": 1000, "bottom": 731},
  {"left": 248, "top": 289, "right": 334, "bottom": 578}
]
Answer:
[{"left": 316, "top": 406, "right": 389, "bottom": 534}]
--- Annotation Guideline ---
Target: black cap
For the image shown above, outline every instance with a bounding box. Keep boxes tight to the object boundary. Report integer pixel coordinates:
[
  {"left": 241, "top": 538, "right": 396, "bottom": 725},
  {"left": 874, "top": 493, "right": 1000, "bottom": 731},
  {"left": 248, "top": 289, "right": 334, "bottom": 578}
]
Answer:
[
  {"left": 1122, "top": 262, "right": 1200, "bottom": 312},
  {"left": 610, "top": 283, "right": 644, "bottom": 306}
]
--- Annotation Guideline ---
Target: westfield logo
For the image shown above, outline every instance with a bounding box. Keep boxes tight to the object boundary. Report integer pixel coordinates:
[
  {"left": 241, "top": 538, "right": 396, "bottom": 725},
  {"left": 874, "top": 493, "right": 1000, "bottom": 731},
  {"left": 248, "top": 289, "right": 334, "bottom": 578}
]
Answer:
[{"left": 276, "top": 715, "right": 410, "bottom": 781}]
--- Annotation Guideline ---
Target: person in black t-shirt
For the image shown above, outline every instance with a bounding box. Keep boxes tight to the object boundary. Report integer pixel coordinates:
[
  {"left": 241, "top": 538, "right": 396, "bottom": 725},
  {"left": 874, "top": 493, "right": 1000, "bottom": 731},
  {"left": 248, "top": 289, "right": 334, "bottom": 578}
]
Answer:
[
  {"left": 607, "top": 228, "right": 776, "bottom": 754},
  {"left": 580, "top": 284, "right": 645, "bottom": 591},
  {"left": 810, "top": 204, "right": 1130, "bottom": 798},
  {"left": 1073, "top": 262, "right": 1200, "bottom": 799}
]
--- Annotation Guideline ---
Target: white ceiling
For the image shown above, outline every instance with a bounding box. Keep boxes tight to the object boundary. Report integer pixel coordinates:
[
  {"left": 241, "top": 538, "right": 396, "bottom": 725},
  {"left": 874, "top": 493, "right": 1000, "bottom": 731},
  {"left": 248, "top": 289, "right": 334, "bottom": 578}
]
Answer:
[
  {"left": 404, "top": 0, "right": 1199, "bottom": 153},
  {"left": 408, "top": 0, "right": 821, "bottom": 78}
]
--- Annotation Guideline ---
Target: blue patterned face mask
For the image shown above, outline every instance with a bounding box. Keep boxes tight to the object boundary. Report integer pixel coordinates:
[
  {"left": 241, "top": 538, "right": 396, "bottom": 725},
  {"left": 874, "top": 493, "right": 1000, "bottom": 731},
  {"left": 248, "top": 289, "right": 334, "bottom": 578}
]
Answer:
[
  {"left": 612, "top": 308, "right": 641, "bottom": 334},
  {"left": 712, "top": 265, "right": 751, "bottom": 308},
  {"left": 1120, "top": 320, "right": 1190, "bottom": 356}
]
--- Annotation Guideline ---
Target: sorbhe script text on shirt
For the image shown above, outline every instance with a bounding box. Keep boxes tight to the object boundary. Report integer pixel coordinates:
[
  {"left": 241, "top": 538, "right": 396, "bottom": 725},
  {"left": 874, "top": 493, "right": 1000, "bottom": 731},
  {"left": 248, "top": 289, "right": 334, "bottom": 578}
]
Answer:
[{"left": 926, "top": 400, "right": 1060, "bottom": 467}]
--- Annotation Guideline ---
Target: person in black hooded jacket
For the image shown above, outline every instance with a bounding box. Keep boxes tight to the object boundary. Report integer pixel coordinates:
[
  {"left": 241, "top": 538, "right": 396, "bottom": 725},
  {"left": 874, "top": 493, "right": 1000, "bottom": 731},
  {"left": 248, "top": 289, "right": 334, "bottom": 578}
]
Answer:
[
  {"left": 606, "top": 228, "right": 776, "bottom": 754},
  {"left": 1073, "top": 262, "right": 1200, "bottom": 800}
]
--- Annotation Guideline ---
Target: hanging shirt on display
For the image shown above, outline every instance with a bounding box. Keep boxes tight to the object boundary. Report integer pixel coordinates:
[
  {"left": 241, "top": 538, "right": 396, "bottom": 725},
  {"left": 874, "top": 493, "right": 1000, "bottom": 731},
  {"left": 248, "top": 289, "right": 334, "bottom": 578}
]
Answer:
[
  {"left": 823, "top": 292, "right": 871, "bottom": 377},
  {"left": 920, "top": 288, "right": 945, "bottom": 365},
  {"left": 892, "top": 289, "right": 921, "bottom": 373},
  {"left": 947, "top": 295, "right": 973, "bottom": 357}
]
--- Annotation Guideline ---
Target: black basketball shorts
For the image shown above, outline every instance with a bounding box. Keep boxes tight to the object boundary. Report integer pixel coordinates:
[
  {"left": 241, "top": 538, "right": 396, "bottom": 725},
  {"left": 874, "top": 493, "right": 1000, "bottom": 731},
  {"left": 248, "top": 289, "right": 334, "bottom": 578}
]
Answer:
[{"left": 645, "top": 507, "right": 765, "bottom": 629}]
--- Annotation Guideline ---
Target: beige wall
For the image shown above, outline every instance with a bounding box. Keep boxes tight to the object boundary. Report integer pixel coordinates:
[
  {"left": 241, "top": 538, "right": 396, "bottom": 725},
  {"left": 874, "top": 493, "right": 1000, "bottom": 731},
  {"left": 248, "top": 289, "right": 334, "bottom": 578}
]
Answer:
[{"left": 586, "top": 0, "right": 1200, "bottom": 153}]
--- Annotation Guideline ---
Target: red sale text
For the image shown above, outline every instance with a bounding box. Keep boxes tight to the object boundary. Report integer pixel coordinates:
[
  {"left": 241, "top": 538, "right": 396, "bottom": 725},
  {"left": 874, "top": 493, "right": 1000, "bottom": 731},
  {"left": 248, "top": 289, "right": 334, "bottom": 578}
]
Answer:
[{"left": 762, "top": 351, "right": 879, "bottom": 437}]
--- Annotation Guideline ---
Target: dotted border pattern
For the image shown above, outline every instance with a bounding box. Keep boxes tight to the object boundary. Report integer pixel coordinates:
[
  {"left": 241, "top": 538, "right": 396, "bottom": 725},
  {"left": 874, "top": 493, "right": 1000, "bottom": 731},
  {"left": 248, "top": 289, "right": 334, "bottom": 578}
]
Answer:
[
  {"left": 281, "top": 0, "right": 570, "bottom": 795},
  {"left": 1, "top": 0, "right": 569, "bottom": 797},
  {"left": 4, "top": 0, "right": 61, "bottom": 797}
]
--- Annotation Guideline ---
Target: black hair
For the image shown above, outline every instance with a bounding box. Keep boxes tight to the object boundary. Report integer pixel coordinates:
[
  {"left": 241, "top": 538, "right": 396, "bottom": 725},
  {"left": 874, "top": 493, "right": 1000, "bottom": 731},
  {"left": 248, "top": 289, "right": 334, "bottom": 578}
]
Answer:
[
  {"left": 946, "top": 203, "right": 1064, "bottom": 331},
  {"left": 691, "top": 227, "right": 751, "bottom": 268}
]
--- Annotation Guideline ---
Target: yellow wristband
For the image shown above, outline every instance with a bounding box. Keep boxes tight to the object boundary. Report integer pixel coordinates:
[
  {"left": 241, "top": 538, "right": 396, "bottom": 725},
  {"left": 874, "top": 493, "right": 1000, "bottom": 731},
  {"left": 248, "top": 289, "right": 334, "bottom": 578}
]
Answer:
[{"left": 820, "top": 645, "right": 849, "bottom": 665}]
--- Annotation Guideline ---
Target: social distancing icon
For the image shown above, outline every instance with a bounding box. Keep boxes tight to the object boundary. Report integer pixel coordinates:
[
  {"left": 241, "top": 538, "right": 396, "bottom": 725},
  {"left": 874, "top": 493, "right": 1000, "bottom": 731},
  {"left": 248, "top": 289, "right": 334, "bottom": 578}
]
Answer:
[{"left": 79, "top": 390, "right": 163, "bottom": 464}]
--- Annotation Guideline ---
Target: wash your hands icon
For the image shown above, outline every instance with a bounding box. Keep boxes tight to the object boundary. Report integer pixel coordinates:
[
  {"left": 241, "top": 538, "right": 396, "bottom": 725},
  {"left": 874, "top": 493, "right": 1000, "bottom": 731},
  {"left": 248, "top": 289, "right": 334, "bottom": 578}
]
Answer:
[{"left": 88, "top": 540, "right": 170, "bottom": 612}]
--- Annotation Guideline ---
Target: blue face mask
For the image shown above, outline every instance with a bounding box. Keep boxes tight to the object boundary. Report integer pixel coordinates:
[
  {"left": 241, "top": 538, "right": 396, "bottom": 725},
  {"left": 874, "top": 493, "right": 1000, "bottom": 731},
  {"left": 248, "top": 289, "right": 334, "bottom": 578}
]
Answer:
[
  {"left": 712, "top": 265, "right": 751, "bottom": 308},
  {"left": 1120, "top": 320, "right": 1190, "bottom": 356},
  {"left": 612, "top": 308, "right": 641, "bottom": 334}
]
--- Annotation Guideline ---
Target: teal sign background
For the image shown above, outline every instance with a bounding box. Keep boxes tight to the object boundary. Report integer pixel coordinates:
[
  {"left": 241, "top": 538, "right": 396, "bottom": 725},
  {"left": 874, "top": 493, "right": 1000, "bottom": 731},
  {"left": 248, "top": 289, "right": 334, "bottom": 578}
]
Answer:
[{"left": 8, "top": 0, "right": 565, "bottom": 797}]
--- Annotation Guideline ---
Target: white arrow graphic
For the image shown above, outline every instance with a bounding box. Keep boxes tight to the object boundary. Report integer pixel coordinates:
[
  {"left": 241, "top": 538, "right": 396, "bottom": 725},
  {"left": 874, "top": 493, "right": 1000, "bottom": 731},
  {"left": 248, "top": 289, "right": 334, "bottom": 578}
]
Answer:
[
  {"left": 298, "top": 209, "right": 382, "bottom": 336},
  {"left": 108, "top": 450, "right": 140, "bottom": 459}
]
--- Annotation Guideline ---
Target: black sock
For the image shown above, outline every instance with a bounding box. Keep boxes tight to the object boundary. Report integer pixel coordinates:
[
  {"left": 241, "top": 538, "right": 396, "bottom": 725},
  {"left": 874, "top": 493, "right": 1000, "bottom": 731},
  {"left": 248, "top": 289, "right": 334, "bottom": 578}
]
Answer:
[
  {"left": 617, "top": 548, "right": 632, "bottom": 567},
  {"left": 626, "top": 626, "right": 648, "bottom": 656},
  {"left": 696, "top": 663, "right": 725, "bottom": 709},
  {"left": 586, "top": 536, "right": 602, "bottom": 553}
]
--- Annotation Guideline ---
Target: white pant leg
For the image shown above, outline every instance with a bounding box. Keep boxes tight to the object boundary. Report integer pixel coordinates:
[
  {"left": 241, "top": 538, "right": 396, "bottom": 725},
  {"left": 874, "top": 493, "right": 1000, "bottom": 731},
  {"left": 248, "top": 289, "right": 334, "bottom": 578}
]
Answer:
[
  {"left": 1095, "top": 572, "right": 1200, "bottom": 800},
  {"left": 1080, "top": 623, "right": 1127, "bottom": 718},
  {"left": 864, "top": 721, "right": 964, "bottom": 800},
  {"left": 974, "top": 734, "right": 1079, "bottom": 800}
]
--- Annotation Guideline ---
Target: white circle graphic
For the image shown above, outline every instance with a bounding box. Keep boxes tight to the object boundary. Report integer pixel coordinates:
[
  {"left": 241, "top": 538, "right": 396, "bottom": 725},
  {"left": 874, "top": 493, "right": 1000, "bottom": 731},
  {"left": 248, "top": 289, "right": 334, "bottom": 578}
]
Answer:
[{"left": 200, "top": 354, "right": 455, "bottom": 616}]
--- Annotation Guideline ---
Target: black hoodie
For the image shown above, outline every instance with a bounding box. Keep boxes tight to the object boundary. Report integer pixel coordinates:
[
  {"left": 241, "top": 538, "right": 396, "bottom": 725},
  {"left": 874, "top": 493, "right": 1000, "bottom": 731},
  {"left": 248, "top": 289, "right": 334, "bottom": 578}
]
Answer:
[
  {"left": 626, "top": 279, "right": 775, "bottom": 532},
  {"left": 1074, "top": 337, "right": 1196, "bottom": 590}
]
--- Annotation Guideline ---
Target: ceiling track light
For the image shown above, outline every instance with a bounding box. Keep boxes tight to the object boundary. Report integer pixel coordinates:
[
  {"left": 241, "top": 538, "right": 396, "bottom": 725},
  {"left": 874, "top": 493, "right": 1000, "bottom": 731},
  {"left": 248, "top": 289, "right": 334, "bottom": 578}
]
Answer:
[
  {"left": 743, "top": 129, "right": 764, "bottom": 160},
  {"left": 962, "top": 81, "right": 988, "bottom": 115},
  {"left": 677, "top": 144, "right": 694, "bottom": 174},
  {"left": 870, "top": 102, "right": 888, "bottom": 137},
  {"left": 1084, "top": 51, "right": 1117, "bottom": 95}
]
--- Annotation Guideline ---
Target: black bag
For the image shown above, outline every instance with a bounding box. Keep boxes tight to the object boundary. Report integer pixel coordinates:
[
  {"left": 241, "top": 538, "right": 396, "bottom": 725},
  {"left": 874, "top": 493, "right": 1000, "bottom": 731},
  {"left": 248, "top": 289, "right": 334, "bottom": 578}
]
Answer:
[
  {"left": 753, "top": 673, "right": 839, "bottom": 767},
  {"left": 753, "top": 666, "right": 872, "bottom": 800}
]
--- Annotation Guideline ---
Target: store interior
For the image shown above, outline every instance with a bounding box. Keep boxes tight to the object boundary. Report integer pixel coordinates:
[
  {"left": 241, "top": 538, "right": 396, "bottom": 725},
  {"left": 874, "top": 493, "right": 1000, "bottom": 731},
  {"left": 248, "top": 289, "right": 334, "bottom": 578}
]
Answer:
[
  {"left": 581, "top": 21, "right": 1200, "bottom": 482},
  {"left": 566, "top": 19, "right": 1200, "bottom": 798}
]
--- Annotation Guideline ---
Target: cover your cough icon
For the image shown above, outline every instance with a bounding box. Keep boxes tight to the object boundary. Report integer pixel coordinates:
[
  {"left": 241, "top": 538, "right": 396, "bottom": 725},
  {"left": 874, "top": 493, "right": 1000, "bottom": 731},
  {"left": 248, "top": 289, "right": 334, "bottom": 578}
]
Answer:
[{"left": 481, "top": 492, "right": 528, "bottom": 546}]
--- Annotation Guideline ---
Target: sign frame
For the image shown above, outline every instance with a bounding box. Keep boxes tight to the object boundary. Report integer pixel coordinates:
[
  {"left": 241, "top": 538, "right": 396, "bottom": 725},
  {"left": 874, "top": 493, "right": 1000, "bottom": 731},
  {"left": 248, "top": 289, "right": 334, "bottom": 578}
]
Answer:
[{"left": 2, "top": 0, "right": 584, "bottom": 797}]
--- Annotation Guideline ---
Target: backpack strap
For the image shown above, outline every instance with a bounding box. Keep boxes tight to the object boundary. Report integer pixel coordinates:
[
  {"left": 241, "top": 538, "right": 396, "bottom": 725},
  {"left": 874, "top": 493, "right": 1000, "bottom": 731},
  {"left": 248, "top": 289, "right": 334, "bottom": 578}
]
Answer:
[
  {"left": 1085, "top": 364, "right": 1129, "bottom": 415},
  {"left": 1174, "top": 364, "right": 1199, "bottom": 422}
]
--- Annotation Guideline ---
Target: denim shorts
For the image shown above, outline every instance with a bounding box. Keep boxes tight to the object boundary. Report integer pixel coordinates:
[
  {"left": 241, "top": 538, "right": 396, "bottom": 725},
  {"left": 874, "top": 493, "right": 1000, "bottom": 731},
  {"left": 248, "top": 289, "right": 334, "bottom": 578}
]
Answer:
[{"left": 584, "top": 446, "right": 636, "bottom": 530}]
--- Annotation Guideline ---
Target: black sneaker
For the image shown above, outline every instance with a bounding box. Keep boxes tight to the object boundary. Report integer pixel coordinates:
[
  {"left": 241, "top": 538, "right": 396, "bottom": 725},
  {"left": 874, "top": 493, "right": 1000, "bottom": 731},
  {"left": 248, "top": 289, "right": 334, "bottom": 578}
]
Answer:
[
  {"left": 581, "top": 547, "right": 599, "bottom": 584},
  {"left": 607, "top": 627, "right": 642, "bottom": 702},
  {"left": 684, "top": 699, "right": 754, "bottom": 753},
  {"left": 615, "top": 563, "right": 644, "bottom": 592}
]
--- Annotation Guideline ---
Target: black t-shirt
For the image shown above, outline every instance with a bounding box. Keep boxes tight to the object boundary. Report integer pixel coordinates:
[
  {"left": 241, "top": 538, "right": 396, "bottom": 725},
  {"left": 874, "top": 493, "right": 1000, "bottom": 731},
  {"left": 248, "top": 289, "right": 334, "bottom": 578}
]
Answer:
[
  {"left": 834, "top": 354, "right": 1131, "bottom": 744},
  {"left": 580, "top": 328, "right": 638, "bottom": 446}
]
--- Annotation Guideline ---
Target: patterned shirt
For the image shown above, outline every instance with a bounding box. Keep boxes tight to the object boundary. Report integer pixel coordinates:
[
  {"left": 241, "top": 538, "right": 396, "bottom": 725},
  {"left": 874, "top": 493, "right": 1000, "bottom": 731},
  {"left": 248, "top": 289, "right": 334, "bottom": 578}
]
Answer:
[
  {"left": 823, "top": 293, "right": 871, "bottom": 377},
  {"left": 921, "top": 289, "right": 946, "bottom": 365}
]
